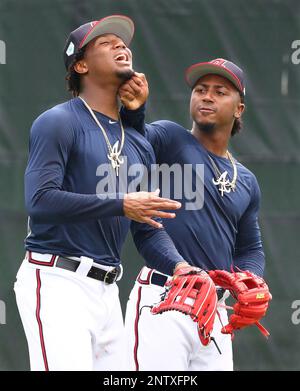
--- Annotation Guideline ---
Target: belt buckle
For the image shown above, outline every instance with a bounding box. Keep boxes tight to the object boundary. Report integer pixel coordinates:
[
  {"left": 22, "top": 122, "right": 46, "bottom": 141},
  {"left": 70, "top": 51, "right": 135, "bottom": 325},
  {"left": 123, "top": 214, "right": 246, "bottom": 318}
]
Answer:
[{"left": 103, "top": 267, "right": 119, "bottom": 285}]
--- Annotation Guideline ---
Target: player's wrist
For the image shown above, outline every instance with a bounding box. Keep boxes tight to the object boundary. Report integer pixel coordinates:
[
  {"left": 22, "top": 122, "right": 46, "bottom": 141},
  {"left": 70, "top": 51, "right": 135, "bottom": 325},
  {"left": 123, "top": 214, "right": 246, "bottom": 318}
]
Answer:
[
  {"left": 173, "top": 261, "right": 190, "bottom": 274},
  {"left": 122, "top": 102, "right": 146, "bottom": 113}
]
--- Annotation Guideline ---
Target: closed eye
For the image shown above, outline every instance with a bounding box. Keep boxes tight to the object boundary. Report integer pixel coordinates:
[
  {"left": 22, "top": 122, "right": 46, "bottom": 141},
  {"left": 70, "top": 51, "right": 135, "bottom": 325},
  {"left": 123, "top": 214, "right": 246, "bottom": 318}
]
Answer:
[{"left": 99, "top": 41, "right": 110, "bottom": 45}]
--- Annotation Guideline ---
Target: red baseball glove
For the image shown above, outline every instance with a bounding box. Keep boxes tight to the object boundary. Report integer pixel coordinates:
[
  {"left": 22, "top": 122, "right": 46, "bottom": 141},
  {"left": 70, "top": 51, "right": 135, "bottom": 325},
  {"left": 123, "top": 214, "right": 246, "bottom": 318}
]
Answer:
[
  {"left": 151, "top": 267, "right": 218, "bottom": 346},
  {"left": 208, "top": 269, "right": 272, "bottom": 338}
]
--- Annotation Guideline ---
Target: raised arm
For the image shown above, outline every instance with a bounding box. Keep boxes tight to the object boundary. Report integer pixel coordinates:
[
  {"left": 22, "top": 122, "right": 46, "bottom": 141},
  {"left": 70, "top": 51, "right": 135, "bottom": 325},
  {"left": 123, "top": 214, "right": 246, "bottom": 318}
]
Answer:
[
  {"left": 119, "top": 73, "right": 178, "bottom": 160},
  {"left": 25, "top": 107, "right": 181, "bottom": 226}
]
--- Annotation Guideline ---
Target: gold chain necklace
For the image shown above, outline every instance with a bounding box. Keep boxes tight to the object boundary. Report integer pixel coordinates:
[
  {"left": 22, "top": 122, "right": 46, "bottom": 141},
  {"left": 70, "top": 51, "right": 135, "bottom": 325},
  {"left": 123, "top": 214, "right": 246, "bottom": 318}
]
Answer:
[
  {"left": 79, "top": 96, "right": 125, "bottom": 176},
  {"left": 207, "top": 151, "right": 237, "bottom": 197}
]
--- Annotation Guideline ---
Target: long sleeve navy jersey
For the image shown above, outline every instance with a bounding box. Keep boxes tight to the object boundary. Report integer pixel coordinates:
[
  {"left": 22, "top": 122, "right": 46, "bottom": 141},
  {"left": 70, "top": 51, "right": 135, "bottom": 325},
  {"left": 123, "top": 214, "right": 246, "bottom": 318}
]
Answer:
[
  {"left": 121, "top": 105, "right": 265, "bottom": 276},
  {"left": 24, "top": 98, "right": 184, "bottom": 274}
]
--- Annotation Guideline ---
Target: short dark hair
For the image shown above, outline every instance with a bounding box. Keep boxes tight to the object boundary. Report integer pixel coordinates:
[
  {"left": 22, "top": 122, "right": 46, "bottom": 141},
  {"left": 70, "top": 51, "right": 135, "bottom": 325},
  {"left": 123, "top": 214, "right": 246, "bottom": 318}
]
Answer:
[
  {"left": 231, "top": 92, "right": 245, "bottom": 137},
  {"left": 65, "top": 46, "right": 87, "bottom": 97}
]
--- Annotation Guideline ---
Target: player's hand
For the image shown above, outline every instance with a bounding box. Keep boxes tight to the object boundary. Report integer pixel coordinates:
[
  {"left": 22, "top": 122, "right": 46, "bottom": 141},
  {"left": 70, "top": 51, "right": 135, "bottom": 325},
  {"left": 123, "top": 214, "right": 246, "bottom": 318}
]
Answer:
[
  {"left": 123, "top": 189, "right": 181, "bottom": 228},
  {"left": 151, "top": 264, "right": 217, "bottom": 346},
  {"left": 173, "top": 261, "right": 193, "bottom": 277},
  {"left": 208, "top": 269, "right": 272, "bottom": 338},
  {"left": 118, "top": 72, "right": 149, "bottom": 110}
]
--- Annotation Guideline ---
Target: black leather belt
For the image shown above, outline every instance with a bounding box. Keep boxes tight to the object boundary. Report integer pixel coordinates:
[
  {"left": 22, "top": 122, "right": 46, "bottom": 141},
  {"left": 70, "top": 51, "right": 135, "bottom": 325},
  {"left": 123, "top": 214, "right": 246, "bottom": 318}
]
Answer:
[
  {"left": 150, "top": 272, "right": 169, "bottom": 287},
  {"left": 150, "top": 272, "right": 225, "bottom": 300},
  {"left": 55, "top": 256, "right": 121, "bottom": 284}
]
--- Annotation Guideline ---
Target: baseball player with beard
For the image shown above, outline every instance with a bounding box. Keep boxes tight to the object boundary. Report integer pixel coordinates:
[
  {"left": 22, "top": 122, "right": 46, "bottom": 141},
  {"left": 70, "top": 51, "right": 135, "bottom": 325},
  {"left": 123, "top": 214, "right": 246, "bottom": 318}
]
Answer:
[
  {"left": 119, "top": 59, "right": 271, "bottom": 371},
  {"left": 13, "top": 15, "right": 190, "bottom": 371}
]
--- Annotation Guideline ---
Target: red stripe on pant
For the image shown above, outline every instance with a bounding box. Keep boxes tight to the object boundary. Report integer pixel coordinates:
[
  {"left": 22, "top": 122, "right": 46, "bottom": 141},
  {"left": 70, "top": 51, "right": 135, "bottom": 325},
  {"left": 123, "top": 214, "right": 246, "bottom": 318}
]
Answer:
[
  {"left": 35, "top": 269, "right": 49, "bottom": 371},
  {"left": 134, "top": 286, "right": 142, "bottom": 371}
]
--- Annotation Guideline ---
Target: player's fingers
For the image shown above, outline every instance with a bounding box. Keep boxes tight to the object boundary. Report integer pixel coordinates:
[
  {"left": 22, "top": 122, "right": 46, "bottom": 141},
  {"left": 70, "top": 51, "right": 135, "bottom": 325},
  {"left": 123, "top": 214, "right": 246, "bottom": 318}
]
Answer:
[
  {"left": 131, "top": 76, "right": 144, "bottom": 87},
  {"left": 149, "top": 188, "right": 160, "bottom": 197},
  {"left": 131, "top": 76, "right": 148, "bottom": 91},
  {"left": 140, "top": 216, "right": 163, "bottom": 229},
  {"left": 126, "top": 79, "right": 144, "bottom": 93},
  {"left": 148, "top": 190, "right": 181, "bottom": 206},
  {"left": 154, "top": 202, "right": 181, "bottom": 211},
  {"left": 131, "top": 190, "right": 160, "bottom": 199},
  {"left": 119, "top": 84, "right": 136, "bottom": 94},
  {"left": 149, "top": 198, "right": 182, "bottom": 209},
  {"left": 121, "top": 85, "right": 142, "bottom": 98},
  {"left": 150, "top": 201, "right": 182, "bottom": 211},
  {"left": 133, "top": 72, "right": 147, "bottom": 84},
  {"left": 119, "top": 83, "right": 131, "bottom": 91},
  {"left": 144, "top": 210, "right": 176, "bottom": 219},
  {"left": 119, "top": 91, "right": 135, "bottom": 99},
  {"left": 119, "top": 94, "right": 135, "bottom": 103},
  {"left": 148, "top": 189, "right": 180, "bottom": 205},
  {"left": 119, "top": 91, "right": 136, "bottom": 101}
]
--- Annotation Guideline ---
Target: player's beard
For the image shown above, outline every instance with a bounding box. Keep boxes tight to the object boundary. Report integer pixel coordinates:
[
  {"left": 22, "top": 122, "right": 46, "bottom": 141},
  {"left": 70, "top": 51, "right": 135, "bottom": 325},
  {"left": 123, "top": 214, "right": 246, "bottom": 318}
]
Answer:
[
  {"left": 116, "top": 68, "right": 135, "bottom": 82},
  {"left": 195, "top": 120, "right": 216, "bottom": 134}
]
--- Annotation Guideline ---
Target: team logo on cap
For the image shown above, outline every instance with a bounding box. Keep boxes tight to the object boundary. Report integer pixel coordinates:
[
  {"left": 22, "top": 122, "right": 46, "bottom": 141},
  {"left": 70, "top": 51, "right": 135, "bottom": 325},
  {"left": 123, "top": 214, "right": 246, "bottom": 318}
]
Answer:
[
  {"left": 210, "top": 59, "right": 227, "bottom": 67},
  {"left": 66, "top": 41, "right": 75, "bottom": 56}
]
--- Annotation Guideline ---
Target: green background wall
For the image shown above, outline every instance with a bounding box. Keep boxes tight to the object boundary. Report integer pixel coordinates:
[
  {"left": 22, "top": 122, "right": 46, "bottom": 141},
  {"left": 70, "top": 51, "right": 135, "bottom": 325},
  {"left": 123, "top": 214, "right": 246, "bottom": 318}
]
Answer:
[{"left": 0, "top": 0, "right": 299, "bottom": 370}]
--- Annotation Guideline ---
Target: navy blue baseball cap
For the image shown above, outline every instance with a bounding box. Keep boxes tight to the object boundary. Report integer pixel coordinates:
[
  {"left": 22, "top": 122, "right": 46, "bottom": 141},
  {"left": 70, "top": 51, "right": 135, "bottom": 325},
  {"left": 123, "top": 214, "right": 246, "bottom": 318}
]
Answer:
[
  {"left": 185, "top": 58, "right": 245, "bottom": 96},
  {"left": 63, "top": 15, "right": 135, "bottom": 70}
]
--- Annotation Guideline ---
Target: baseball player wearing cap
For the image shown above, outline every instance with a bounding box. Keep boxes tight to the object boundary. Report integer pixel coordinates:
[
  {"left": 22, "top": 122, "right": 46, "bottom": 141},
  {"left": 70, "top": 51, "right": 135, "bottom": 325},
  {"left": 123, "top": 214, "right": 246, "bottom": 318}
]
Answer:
[
  {"left": 120, "top": 59, "right": 269, "bottom": 370},
  {"left": 14, "top": 15, "right": 186, "bottom": 371}
]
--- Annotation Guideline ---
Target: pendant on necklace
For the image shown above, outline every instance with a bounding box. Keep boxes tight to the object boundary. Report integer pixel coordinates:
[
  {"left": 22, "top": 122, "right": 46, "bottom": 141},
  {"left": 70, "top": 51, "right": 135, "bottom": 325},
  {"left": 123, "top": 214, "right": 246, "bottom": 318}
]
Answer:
[
  {"left": 107, "top": 141, "right": 124, "bottom": 176},
  {"left": 212, "top": 171, "right": 236, "bottom": 197}
]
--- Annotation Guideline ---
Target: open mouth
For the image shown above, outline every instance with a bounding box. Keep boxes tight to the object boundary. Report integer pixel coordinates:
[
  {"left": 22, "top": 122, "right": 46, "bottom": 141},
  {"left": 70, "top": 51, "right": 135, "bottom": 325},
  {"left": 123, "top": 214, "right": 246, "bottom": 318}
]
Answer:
[{"left": 114, "top": 52, "right": 130, "bottom": 65}]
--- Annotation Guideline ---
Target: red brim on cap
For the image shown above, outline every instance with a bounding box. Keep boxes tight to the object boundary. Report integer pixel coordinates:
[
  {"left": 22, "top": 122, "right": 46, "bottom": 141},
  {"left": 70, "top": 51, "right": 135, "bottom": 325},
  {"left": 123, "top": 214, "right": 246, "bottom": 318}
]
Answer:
[
  {"left": 79, "top": 15, "right": 134, "bottom": 48},
  {"left": 185, "top": 62, "right": 243, "bottom": 93}
]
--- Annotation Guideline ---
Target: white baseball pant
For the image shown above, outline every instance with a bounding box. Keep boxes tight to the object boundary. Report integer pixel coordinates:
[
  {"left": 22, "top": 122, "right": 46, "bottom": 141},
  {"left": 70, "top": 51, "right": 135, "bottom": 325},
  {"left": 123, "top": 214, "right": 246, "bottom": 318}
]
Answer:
[
  {"left": 14, "top": 252, "right": 124, "bottom": 371},
  {"left": 124, "top": 267, "right": 233, "bottom": 371}
]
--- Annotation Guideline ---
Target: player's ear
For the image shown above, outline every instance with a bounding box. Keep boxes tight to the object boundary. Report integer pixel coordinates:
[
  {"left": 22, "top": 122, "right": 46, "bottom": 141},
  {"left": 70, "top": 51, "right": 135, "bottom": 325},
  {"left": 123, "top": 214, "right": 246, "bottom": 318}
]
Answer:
[
  {"left": 73, "top": 59, "right": 88, "bottom": 75},
  {"left": 234, "top": 101, "right": 245, "bottom": 119}
]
